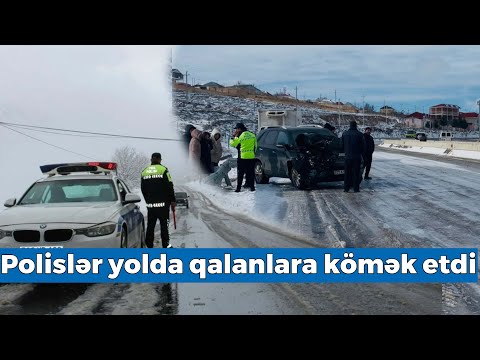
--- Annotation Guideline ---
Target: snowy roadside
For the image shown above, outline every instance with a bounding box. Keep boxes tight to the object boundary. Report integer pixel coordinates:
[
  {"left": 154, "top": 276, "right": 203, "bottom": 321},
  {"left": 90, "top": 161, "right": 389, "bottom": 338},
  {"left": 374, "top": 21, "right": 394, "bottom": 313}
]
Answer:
[
  {"left": 378, "top": 143, "right": 480, "bottom": 161},
  {"left": 185, "top": 176, "right": 293, "bottom": 233}
]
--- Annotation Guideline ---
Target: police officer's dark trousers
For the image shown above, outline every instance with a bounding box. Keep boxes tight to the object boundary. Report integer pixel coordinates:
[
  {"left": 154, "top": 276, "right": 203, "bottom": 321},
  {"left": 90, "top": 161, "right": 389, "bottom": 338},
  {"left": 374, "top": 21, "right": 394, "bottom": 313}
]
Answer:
[
  {"left": 236, "top": 158, "right": 255, "bottom": 191},
  {"left": 146, "top": 207, "right": 170, "bottom": 248}
]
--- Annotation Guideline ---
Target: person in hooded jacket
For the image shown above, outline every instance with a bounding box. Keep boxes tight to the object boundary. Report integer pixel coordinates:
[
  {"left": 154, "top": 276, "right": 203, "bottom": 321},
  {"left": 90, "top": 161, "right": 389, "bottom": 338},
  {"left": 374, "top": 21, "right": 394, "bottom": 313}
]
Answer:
[
  {"left": 210, "top": 128, "right": 232, "bottom": 187},
  {"left": 184, "top": 124, "right": 196, "bottom": 153},
  {"left": 189, "top": 127, "right": 203, "bottom": 172}
]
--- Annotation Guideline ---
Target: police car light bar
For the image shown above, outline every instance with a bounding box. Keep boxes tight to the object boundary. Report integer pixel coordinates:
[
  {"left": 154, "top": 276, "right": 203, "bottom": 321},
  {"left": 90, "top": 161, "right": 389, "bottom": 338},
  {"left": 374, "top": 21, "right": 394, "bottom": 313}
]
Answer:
[{"left": 40, "top": 162, "right": 117, "bottom": 176}]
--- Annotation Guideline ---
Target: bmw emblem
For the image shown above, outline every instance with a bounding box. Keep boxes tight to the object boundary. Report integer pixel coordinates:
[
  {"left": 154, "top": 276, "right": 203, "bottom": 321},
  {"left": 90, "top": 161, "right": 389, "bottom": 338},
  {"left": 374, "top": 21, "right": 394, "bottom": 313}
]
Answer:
[{"left": 40, "top": 224, "right": 47, "bottom": 229}]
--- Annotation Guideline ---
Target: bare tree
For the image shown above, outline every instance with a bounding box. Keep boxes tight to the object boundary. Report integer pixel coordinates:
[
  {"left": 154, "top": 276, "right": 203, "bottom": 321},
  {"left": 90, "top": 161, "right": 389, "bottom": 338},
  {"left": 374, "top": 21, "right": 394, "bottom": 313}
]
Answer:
[{"left": 112, "top": 146, "right": 149, "bottom": 190}]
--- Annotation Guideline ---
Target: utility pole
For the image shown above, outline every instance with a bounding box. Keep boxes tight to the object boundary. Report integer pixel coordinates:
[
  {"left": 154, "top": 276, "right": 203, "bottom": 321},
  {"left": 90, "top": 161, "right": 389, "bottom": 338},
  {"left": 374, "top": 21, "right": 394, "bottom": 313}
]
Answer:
[
  {"left": 185, "top": 71, "right": 189, "bottom": 102},
  {"left": 335, "top": 89, "right": 340, "bottom": 128},
  {"left": 362, "top": 95, "right": 365, "bottom": 127},
  {"left": 384, "top": 98, "right": 387, "bottom": 126},
  {"left": 295, "top": 86, "right": 298, "bottom": 111}
]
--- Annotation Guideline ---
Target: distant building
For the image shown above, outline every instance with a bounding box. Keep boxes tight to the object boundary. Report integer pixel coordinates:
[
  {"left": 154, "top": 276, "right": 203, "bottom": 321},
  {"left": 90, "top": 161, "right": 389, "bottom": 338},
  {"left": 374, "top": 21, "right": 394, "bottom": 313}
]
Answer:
[
  {"left": 380, "top": 106, "right": 395, "bottom": 115},
  {"left": 429, "top": 104, "right": 460, "bottom": 121},
  {"left": 404, "top": 112, "right": 426, "bottom": 129},
  {"left": 460, "top": 112, "right": 479, "bottom": 131},
  {"left": 172, "top": 68, "right": 184, "bottom": 82}
]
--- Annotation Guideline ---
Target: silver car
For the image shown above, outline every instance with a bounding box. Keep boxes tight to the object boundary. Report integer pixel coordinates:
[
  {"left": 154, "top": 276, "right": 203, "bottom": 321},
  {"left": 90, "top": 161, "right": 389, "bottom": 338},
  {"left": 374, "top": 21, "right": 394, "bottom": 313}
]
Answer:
[{"left": 0, "top": 162, "right": 145, "bottom": 248}]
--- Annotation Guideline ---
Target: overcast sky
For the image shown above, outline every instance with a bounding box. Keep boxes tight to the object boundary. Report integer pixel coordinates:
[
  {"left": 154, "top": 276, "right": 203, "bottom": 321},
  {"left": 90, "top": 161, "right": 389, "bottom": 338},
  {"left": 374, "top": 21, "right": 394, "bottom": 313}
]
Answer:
[
  {"left": 174, "top": 45, "right": 480, "bottom": 114},
  {"left": 0, "top": 45, "right": 187, "bottom": 203}
]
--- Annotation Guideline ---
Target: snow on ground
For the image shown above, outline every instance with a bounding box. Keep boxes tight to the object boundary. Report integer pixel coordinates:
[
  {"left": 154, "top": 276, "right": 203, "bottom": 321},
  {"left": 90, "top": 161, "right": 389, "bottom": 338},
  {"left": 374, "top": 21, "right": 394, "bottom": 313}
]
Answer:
[
  {"left": 379, "top": 143, "right": 480, "bottom": 161},
  {"left": 186, "top": 179, "right": 294, "bottom": 235},
  {"left": 450, "top": 149, "right": 480, "bottom": 160}
]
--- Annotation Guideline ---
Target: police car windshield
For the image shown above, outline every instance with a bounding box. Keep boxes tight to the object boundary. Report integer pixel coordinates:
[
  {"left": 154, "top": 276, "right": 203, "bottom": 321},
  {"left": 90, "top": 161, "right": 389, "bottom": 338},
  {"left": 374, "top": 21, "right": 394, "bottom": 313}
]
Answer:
[{"left": 19, "top": 179, "right": 118, "bottom": 205}]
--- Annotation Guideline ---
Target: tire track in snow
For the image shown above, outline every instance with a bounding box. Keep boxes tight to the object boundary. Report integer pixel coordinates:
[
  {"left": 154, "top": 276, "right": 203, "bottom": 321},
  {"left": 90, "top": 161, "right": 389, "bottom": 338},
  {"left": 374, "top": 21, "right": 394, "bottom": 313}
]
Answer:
[
  {"left": 0, "top": 284, "right": 36, "bottom": 314},
  {"left": 57, "top": 284, "right": 113, "bottom": 315},
  {"left": 109, "top": 283, "right": 179, "bottom": 315},
  {"left": 191, "top": 188, "right": 319, "bottom": 248}
]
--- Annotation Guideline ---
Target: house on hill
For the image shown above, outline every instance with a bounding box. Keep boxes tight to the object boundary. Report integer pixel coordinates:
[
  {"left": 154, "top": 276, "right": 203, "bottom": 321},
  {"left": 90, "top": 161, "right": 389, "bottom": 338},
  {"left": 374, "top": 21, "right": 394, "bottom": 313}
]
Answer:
[
  {"left": 460, "top": 112, "right": 479, "bottom": 131},
  {"left": 380, "top": 105, "right": 395, "bottom": 115},
  {"left": 429, "top": 104, "right": 460, "bottom": 121},
  {"left": 172, "top": 68, "right": 184, "bottom": 82},
  {"left": 404, "top": 112, "right": 426, "bottom": 129}
]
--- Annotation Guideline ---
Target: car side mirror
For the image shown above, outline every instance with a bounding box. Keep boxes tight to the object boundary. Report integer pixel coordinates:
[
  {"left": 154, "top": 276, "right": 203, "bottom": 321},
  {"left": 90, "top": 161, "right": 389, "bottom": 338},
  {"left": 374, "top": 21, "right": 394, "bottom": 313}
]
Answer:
[
  {"left": 4, "top": 198, "right": 16, "bottom": 208},
  {"left": 123, "top": 193, "right": 141, "bottom": 204}
]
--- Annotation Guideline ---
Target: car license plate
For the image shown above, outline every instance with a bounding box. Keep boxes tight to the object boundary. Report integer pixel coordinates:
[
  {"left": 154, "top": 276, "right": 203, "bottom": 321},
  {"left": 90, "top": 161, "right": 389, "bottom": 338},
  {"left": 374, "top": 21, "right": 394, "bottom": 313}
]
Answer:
[
  {"left": 334, "top": 170, "right": 344, "bottom": 175},
  {"left": 20, "top": 246, "right": 64, "bottom": 248}
]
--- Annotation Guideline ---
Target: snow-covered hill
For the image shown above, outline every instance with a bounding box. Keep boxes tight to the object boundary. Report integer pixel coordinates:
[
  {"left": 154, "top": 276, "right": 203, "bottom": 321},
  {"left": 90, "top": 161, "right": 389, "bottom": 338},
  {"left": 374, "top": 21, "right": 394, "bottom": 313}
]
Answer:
[{"left": 171, "top": 89, "right": 480, "bottom": 143}]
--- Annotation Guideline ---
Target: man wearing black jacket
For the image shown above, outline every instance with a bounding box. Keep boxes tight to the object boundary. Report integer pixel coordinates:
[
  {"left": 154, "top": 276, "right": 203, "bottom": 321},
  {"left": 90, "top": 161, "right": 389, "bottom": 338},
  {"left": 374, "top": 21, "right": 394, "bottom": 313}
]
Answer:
[
  {"left": 141, "top": 153, "right": 176, "bottom": 248},
  {"left": 341, "top": 121, "right": 365, "bottom": 193},
  {"left": 363, "top": 127, "right": 375, "bottom": 180}
]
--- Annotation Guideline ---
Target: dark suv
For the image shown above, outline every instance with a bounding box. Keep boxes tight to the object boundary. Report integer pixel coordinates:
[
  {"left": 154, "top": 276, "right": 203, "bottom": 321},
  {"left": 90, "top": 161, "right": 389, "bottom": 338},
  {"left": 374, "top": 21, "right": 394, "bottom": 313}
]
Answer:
[
  {"left": 175, "top": 192, "right": 189, "bottom": 208},
  {"left": 254, "top": 126, "right": 347, "bottom": 189}
]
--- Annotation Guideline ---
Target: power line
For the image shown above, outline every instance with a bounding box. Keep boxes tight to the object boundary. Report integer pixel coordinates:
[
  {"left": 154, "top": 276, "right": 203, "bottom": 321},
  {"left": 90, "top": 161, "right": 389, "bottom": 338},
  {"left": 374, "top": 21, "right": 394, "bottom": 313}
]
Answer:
[
  {"left": 0, "top": 121, "right": 182, "bottom": 141},
  {"left": 0, "top": 124, "right": 93, "bottom": 160},
  {"left": 5, "top": 125, "right": 114, "bottom": 138}
]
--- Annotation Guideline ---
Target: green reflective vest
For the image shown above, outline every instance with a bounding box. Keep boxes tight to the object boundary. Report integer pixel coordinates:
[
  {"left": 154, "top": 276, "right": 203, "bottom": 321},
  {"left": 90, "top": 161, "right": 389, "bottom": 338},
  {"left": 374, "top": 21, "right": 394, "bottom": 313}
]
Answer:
[{"left": 229, "top": 131, "right": 257, "bottom": 159}]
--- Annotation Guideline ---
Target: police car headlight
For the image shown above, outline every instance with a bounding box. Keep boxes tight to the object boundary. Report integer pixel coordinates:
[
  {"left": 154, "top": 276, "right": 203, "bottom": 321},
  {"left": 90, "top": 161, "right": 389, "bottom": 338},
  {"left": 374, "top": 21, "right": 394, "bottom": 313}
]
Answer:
[
  {"left": 76, "top": 223, "right": 117, "bottom": 237},
  {"left": 0, "top": 229, "right": 7, "bottom": 240}
]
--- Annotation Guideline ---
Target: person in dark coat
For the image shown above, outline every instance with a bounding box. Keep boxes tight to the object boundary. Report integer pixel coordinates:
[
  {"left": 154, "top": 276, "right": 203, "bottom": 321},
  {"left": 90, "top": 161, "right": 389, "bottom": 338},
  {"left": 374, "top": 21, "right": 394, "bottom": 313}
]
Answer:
[
  {"left": 341, "top": 120, "right": 365, "bottom": 193},
  {"left": 363, "top": 127, "right": 375, "bottom": 180},
  {"left": 200, "top": 131, "right": 214, "bottom": 174}
]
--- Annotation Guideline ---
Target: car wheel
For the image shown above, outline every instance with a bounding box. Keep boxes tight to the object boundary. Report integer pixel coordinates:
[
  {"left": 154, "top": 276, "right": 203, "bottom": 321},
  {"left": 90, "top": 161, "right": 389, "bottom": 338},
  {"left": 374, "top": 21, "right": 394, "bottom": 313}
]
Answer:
[
  {"left": 186, "top": 202, "right": 189, "bottom": 209},
  {"left": 291, "top": 168, "right": 309, "bottom": 190},
  {"left": 121, "top": 226, "right": 128, "bottom": 248},
  {"left": 254, "top": 161, "right": 269, "bottom": 184}
]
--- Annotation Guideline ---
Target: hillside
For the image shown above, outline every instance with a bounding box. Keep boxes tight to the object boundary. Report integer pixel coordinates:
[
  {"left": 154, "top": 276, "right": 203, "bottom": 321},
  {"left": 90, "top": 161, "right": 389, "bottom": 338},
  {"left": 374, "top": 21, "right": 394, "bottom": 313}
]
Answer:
[{"left": 173, "top": 89, "right": 402, "bottom": 140}]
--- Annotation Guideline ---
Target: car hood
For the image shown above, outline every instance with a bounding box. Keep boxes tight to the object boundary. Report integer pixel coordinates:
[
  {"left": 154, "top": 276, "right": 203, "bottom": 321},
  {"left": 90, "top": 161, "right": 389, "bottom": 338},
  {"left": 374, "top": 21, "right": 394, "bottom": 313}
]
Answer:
[{"left": 0, "top": 203, "right": 119, "bottom": 226}]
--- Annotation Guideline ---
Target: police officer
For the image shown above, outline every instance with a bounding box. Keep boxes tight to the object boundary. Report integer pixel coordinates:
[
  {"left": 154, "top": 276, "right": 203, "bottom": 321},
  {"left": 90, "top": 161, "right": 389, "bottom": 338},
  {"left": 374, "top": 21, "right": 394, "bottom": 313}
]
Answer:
[
  {"left": 141, "top": 153, "right": 176, "bottom": 248},
  {"left": 230, "top": 123, "right": 257, "bottom": 192}
]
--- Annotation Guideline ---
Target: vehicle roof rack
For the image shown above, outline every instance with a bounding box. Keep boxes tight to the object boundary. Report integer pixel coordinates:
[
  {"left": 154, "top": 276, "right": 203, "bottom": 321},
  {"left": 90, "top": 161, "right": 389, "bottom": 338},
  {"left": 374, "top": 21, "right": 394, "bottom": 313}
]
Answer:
[{"left": 260, "top": 125, "right": 287, "bottom": 130}]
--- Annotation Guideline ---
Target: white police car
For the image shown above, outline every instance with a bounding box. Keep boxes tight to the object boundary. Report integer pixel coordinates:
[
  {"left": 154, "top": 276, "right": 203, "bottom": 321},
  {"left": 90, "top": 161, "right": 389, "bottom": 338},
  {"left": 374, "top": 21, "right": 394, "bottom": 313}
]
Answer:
[{"left": 0, "top": 162, "right": 145, "bottom": 248}]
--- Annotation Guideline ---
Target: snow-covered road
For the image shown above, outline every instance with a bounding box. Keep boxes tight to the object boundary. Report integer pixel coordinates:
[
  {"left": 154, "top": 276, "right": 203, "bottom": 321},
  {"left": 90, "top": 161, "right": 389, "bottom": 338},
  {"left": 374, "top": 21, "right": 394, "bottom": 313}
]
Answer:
[{"left": 0, "top": 148, "right": 479, "bottom": 314}]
